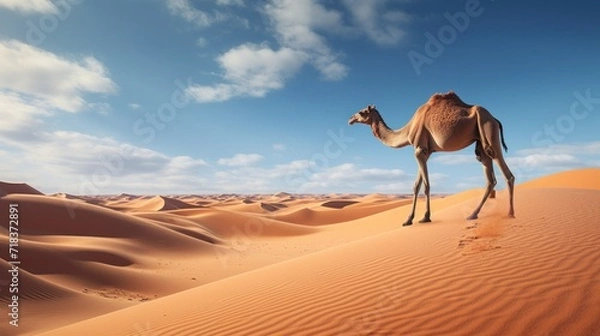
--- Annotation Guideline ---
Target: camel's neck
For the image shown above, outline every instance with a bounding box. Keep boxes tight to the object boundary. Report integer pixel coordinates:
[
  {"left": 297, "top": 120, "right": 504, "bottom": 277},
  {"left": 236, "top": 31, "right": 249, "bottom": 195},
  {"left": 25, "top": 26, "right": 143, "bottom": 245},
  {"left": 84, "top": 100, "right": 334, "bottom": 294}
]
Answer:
[{"left": 371, "top": 112, "right": 411, "bottom": 149}]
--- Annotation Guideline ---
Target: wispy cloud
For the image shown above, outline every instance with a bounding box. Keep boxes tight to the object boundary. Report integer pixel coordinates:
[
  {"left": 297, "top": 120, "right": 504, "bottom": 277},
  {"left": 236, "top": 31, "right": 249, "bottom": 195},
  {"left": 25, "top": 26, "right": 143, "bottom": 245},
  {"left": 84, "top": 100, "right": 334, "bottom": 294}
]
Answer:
[
  {"left": 196, "top": 37, "right": 208, "bottom": 48},
  {"left": 432, "top": 154, "right": 475, "bottom": 165},
  {"left": 299, "top": 163, "right": 409, "bottom": 191},
  {"left": 342, "top": 0, "right": 410, "bottom": 46},
  {"left": 0, "top": 0, "right": 57, "bottom": 14},
  {"left": 507, "top": 154, "right": 581, "bottom": 169},
  {"left": 88, "top": 102, "right": 112, "bottom": 115},
  {"left": 508, "top": 143, "right": 600, "bottom": 179},
  {"left": 0, "top": 91, "right": 48, "bottom": 142},
  {"left": 516, "top": 142, "right": 600, "bottom": 156},
  {"left": 273, "top": 143, "right": 286, "bottom": 151},
  {"left": 218, "top": 153, "right": 265, "bottom": 167},
  {"left": 208, "top": 161, "right": 413, "bottom": 193},
  {"left": 166, "top": 0, "right": 225, "bottom": 28},
  {"left": 128, "top": 103, "right": 141, "bottom": 110},
  {"left": 216, "top": 0, "right": 244, "bottom": 6}
]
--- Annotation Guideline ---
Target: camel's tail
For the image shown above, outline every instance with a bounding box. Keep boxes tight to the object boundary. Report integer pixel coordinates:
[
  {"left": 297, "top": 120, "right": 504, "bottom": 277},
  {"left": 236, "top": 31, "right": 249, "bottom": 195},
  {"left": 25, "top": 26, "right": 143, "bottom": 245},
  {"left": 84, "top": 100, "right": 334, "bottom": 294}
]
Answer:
[{"left": 495, "top": 117, "right": 508, "bottom": 153}]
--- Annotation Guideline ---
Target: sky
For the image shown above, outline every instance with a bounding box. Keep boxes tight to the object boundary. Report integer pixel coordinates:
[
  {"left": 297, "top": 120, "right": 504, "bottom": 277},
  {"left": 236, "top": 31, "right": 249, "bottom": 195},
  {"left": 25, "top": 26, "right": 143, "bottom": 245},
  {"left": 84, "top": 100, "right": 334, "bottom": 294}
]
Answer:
[{"left": 0, "top": 0, "right": 599, "bottom": 195}]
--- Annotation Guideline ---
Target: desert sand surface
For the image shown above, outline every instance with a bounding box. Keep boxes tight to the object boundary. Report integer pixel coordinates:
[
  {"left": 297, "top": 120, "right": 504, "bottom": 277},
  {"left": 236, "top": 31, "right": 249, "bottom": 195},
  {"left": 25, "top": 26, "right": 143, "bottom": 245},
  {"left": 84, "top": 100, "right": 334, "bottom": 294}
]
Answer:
[{"left": 1, "top": 168, "right": 599, "bottom": 335}]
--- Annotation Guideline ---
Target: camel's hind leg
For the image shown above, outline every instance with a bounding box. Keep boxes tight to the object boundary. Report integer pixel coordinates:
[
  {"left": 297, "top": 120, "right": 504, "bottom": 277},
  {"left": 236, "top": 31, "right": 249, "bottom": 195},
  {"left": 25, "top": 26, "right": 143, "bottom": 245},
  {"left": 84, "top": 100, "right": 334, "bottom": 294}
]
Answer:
[
  {"left": 468, "top": 142, "right": 497, "bottom": 220},
  {"left": 494, "top": 155, "right": 515, "bottom": 218}
]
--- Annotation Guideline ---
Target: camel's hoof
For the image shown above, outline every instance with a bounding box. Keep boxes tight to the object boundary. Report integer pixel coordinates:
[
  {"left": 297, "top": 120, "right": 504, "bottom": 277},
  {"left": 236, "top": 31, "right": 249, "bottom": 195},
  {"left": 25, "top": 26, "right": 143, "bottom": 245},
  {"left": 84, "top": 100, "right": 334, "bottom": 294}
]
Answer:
[
  {"left": 419, "top": 218, "right": 432, "bottom": 223},
  {"left": 507, "top": 213, "right": 515, "bottom": 218},
  {"left": 466, "top": 215, "right": 478, "bottom": 220},
  {"left": 402, "top": 221, "right": 413, "bottom": 227}
]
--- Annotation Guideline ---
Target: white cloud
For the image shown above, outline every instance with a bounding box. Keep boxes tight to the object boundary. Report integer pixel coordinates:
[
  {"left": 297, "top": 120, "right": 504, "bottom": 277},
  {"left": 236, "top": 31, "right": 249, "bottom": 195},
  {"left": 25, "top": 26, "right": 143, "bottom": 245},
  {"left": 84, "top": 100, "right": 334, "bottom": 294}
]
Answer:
[
  {"left": 432, "top": 154, "right": 475, "bottom": 165},
  {"left": 0, "top": 40, "right": 116, "bottom": 146},
  {"left": 166, "top": 0, "right": 225, "bottom": 28},
  {"left": 128, "top": 103, "right": 141, "bottom": 110},
  {"left": 506, "top": 143, "right": 600, "bottom": 180},
  {"left": 516, "top": 142, "right": 600, "bottom": 156},
  {"left": 342, "top": 0, "right": 410, "bottom": 46},
  {"left": 0, "top": 131, "right": 208, "bottom": 194},
  {"left": 299, "top": 163, "right": 409, "bottom": 191},
  {"left": 456, "top": 182, "right": 480, "bottom": 190},
  {"left": 373, "top": 181, "right": 413, "bottom": 192},
  {"left": 186, "top": 43, "right": 307, "bottom": 102},
  {"left": 0, "top": 90, "right": 49, "bottom": 127},
  {"left": 218, "top": 153, "right": 265, "bottom": 167},
  {"left": 0, "top": 40, "right": 116, "bottom": 113},
  {"left": 206, "top": 160, "right": 414, "bottom": 194},
  {"left": 273, "top": 143, "right": 286, "bottom": 151},
  {"left": 87, "top": 102, "right": 112, "bottom": 115},
  {"left": 507, "top": 154, "right": 580, "bottom": 169},
  {"left": 374, "top": 172, "right": 447, "bottom": 193},
  {"left": 264, "top": 0, "right": 348, "bottom": 81},
  {"left": 0, "top": 0, "right": 57, "bottom": 14},
  {"left": 433, "top": 143, "right": 600, "bottom": 170},
  {"left": 271, "top": 159, "right": 315, "bottom": 176},
  {"left": 216, "top": 0, "right": 244, "bottom": 6}
]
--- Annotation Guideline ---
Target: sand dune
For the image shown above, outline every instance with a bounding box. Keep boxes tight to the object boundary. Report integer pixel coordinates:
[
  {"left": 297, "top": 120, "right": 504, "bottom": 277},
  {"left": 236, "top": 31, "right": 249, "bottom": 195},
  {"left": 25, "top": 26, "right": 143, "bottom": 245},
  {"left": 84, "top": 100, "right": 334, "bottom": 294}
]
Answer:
[
  {"left": 320, "top": 200, "right": 359, "bottom": 209},
  {"left": 0, "top": 182, "right": 42, "bottom": 196},
  {"left": 102, "top": 195, "right": 199, "bottom": 212},
  {"left": 1, "top": 168, "right": 598, "bottom": 335},
  {"left": 272, "top": 198, "right": 413, "bottom": 225},
  {"left": 259, "top": 202, "right": 288, "bottom": 212},
  {"left": 519, "top": 167, "right": 600, "bottom": 190},
  {"left": 39, "top": 187, "right": 600, "bottom": 336}
]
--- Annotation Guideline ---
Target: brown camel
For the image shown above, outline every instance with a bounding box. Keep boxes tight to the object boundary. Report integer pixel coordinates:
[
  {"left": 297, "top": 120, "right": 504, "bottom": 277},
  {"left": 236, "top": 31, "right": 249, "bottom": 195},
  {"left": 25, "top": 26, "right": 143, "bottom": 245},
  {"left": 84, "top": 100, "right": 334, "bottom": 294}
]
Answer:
[{"left": 348, "top": 91, "right": 515, "bottom": 226}]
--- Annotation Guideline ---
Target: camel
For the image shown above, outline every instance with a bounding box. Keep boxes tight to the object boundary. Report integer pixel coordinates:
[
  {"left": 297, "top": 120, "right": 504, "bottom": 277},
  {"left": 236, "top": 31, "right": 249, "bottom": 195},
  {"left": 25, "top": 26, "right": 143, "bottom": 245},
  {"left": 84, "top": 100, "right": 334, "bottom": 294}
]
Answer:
[{"left": 348, "top": 91, "right": 515, "bottom": 226}]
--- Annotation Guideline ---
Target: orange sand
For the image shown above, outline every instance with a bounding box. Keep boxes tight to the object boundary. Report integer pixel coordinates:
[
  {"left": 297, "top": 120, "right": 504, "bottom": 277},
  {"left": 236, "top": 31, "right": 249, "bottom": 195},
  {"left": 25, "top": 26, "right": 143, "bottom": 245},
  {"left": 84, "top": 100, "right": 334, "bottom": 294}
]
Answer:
[{"left": 0, "top": 168, "right": 598, "bottom": 335}]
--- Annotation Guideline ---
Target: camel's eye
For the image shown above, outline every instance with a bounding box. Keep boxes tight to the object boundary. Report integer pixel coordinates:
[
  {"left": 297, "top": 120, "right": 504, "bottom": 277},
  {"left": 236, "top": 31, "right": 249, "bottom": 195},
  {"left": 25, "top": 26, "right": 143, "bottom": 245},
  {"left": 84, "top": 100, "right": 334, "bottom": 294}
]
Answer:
[{"left": 359, "top": 110, "right": 367, "bottom": 117}]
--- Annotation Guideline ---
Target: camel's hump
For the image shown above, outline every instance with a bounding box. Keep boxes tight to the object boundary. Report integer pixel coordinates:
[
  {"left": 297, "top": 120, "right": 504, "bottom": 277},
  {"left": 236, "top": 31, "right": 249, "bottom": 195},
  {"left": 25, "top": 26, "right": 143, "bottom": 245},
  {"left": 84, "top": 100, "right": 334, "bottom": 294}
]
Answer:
[{"left": 427, "top": 91, "right": 471, "bottom": 107}]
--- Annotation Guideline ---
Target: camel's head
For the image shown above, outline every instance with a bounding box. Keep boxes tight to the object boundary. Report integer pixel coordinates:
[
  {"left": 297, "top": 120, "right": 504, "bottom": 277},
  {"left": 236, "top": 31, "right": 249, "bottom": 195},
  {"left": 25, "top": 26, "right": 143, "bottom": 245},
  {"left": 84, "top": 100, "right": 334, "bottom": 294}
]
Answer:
[{"left": 348, "top": 105, "right": 378, "bottom": 125}]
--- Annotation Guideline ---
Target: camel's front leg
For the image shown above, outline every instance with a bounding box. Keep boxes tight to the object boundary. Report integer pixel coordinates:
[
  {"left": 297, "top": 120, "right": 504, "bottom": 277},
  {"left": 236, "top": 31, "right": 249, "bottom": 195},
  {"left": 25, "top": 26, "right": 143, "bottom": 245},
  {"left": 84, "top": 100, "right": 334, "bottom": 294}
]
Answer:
[
  {"left": 416, "top": 149, "right": 432, "bottom": 223},
  {"left": 403, "top": 148, "right": 432, "bottom": 226},
  {"left": 403, "top": 174, "right": 422, "bottom": 226}
]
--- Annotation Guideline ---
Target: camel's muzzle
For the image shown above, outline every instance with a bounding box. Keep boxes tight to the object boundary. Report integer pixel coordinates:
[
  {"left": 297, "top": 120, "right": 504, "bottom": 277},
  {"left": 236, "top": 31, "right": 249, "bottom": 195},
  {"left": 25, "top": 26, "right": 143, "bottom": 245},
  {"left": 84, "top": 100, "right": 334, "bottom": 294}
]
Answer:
[{"left": 348, "top": 116, "right": 357, "bottom": 125}]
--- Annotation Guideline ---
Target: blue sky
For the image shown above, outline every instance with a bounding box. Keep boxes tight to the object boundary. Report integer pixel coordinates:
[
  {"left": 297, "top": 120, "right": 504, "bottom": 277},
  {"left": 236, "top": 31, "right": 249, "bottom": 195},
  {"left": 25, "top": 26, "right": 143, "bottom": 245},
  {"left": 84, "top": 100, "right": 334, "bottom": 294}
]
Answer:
[{"left": 0, "top": 0, "right": 598, "bottom": 195}]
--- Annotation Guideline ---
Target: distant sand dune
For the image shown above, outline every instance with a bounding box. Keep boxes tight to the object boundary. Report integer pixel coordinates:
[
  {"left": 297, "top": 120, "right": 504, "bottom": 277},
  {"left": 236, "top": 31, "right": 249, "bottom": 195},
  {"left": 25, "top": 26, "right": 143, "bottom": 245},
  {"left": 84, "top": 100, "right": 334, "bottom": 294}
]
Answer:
[
  {"left": 104, "top": 195, "right": 199, "bottom": 212},
  {"left": 259, "top": 202, "right": 288, "bottom": 212},
  {"left": 273, "top": 199, "right": 413, "bottom": 225},
  {"left": 186, "top": 209, "right": 318, "bottom": 237},
  {"left": 320, "top": 200, "right": 359, "bottom": 209}
]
